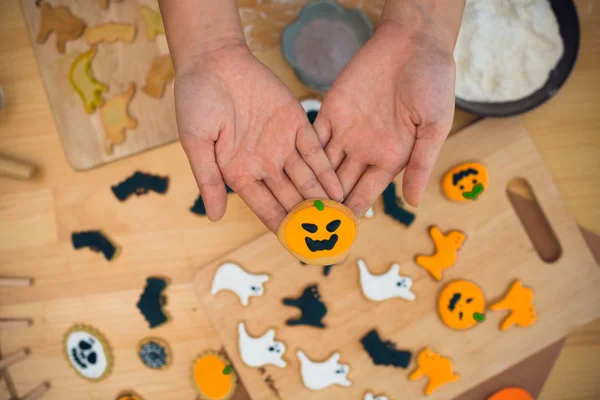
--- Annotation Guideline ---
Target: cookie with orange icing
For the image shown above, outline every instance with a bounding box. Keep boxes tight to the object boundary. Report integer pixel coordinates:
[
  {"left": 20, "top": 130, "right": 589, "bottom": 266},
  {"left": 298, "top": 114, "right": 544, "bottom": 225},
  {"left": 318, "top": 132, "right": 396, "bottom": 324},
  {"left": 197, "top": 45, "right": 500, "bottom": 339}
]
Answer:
[
  {"left": 191, "top": 351, "right": 237, "bottom": 400},
  {"left": 409, "top": 348, "right": 460, "bottom": 396},
  {"left": 277, "top": 199, "right": 358, "bottom": 266},
  {"left": 488, "top": 387, "right": 534, "bottom": 400},
  {"left": 442, "top": 162, "right": 488, "bottom": 202},
  {"left": 490, "top": 280, "right": 537, "bottom": 331}
]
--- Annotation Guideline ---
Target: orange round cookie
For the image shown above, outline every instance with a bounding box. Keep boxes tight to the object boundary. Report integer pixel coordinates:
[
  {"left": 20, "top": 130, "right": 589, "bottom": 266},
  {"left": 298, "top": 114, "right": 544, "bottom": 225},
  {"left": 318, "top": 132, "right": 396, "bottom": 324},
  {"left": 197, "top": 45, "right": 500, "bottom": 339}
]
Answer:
[
  {"left": 277, "top": 199, "right": 358, "bottom": 266},
  {"left": 191, "top": 351, "right": 237, "bottom": 400},
  {"left": 438, "top": 280, "right": 486, "bottom": 330},
  {"left": 442, "top": 162, "right": 488, "bottom": 202},
  {"left": 488, "top": 387, "right": 534, "bottom": 400}
]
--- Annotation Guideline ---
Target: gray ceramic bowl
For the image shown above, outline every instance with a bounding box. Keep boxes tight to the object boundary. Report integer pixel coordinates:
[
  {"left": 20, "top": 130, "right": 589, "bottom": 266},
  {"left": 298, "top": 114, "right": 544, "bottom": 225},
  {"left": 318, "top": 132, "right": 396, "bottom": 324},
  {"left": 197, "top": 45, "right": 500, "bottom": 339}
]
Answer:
[{"left": 282, "top": 0, "right": 373, "bottom": 91}]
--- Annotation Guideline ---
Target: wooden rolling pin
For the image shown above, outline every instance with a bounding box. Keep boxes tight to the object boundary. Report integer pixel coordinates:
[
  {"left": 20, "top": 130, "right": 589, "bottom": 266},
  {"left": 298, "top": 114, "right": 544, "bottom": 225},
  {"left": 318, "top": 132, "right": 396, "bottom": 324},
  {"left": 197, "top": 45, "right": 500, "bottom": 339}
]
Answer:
[{"left": 0, "top": 155, "right": 36, "bottom": 179}]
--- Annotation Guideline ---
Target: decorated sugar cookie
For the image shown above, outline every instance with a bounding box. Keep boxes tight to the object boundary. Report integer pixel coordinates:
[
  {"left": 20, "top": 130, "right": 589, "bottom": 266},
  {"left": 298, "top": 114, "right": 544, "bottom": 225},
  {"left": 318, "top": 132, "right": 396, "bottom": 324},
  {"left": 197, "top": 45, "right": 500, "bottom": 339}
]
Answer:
[
  {"left": 138, "top": 337, "right": 171, "bottom": 369},
  {"left": 111, "top": 171, "right": 169, "bottom": 201},
  {"left": 490, "top": 280, "right": 537, "bottom": 331},
  {"left": 409, "top": 348, "right": 460, "bottom": 396},
  {"left": 357, "top": 259, "right": 415, "bottom": 302},
  {"left": 300, "top": 98, "right": 321, "bottom": 124},
  {"left": 64, "top": 324, "right": 113, "bottom": 381},
  {"left": 415, "top": 226, "right": 467, "bottom": 281},
  {"left": 438, "top": 280, "right": 486, "bottom": 330},
  {"left": 69, "top": 47, "right": 108, "bottom": 114},
  {"left": 115, "top": 390, "right": 144, "bottom": 400},
  {"left": 297, "top": 350, "right": 351, "bottom": 391},
  {"left": 382, "top": 182, "right": 415, "bottom": 226},
  {"left": 71, "top": 230, "right": 121, "bottom": 261},
  {"left": 365, "top": 207, "right": 374, "bottom": 218},
  {"left": 442, "top": 162, "right": 488, "bottom": 202},
  {"left": 488, "top": 387, "right": 534, "bottom": 400},
  {"left": 237, "top": 322, "right": 287, "bottom": 368},
  {"left": 283, "top": 284, "right": 327, "bottom": 328},
  {"left": 211, "top": 262, "right": 269, "bottom": 306},
  {"left": 191, "top": 351, "right": 238, "bottom": 400},
  {"left": 277, "top": 199, "right": 358, "bottom": 266},
  {"left": 364, "top": 392, "right": 389, "bottom": 400},
  {"left": 137, "top": 276, "right": 170, "bottom": 328},
  {"left": 361, "top": 329, "right": 412, "bottom": 369}
]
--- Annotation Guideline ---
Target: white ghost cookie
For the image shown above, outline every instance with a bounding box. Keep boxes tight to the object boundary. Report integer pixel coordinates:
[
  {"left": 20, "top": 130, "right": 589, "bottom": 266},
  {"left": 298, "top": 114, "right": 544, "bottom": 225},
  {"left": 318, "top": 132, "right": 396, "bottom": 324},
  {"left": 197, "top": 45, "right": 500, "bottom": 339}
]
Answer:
[
  {"left": 357, "top": 259, "right": 415, "bottom": 302},
  {"left": 365, "top": 207, "right": 375, "bottom": 218},
  {"left": 64, "top": 324, "right": 113, "bottom": 381},
  {"left": 238, "top": 322, "right": 287, "bottom": 368},
  {"left": 364, "top": 392, "right": 389, "bottom": 400},
  {"left": 211, "top": 262, "right": 269, "bottom": 306},
  {"left": 297, "top": 350, "right": 351, "bottom": 391}
]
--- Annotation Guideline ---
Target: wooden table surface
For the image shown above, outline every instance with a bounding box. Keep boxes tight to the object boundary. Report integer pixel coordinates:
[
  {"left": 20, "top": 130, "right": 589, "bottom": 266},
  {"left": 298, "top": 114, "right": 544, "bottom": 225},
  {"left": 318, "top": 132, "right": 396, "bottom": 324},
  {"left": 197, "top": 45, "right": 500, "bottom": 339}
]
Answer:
[{"left": 0, "top": 0, "right": 598, "bottom": 399}]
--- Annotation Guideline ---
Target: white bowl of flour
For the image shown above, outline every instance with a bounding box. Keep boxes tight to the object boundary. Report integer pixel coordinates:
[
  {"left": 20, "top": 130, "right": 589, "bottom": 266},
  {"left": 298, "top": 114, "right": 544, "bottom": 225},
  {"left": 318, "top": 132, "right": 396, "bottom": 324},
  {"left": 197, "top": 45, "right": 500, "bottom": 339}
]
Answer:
[{"left": 454, "top": 0, "right": 579, "bottom": 117}]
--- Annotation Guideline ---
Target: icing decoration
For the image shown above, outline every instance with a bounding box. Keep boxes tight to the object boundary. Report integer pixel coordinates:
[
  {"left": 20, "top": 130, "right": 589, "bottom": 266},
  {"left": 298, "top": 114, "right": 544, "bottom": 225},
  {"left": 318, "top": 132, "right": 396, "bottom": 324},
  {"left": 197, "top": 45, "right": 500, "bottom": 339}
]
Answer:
[
  {"left": 297, "top": 350, "right": 351, "bottom": 391},
  {"left": 85, "top": 23, "right": 136, "bottom": 45},
  {"left": 63, "top": 324, "right": 113, "bottom": 381},
  {"left": 300, "top": 98, "right": 321, "bottom": 124},
  {"left": 115, "top": 390, "right": 144, "bottom": 400},
  {"left": 238, "top": 322, "right": 287, "bottom": 368},
  {"left": 282, "top": 284, "right": 327, "bottom": 328},
  {"left": 438, "top": 280, "right": 486, "bottom": 330},
  {"left": 490, "top": 280, "right": 537, "bottom": 331},
  {"left": 382, "top": 182, "right": 415, "bottom": 226},
  {"left": 415, "top": 225, "right": 467, "bottom": 281},
  {"left": 365, "top": 207, "right": 374, "bottom": 218},
  {"left": 138, "top": 337, "right": 171, "bottom": 369},
  {"left": 140, "top": 6, "right": 165, "bottom": 40},
  {"left": 442, "top": 162, "right": 488, "bottom": 202},
  {"left": 72, "top": 230, "right": 121, "bottom": 261},
  {"left": 191, "top": 185, "right": 234, "bottom": 216},
  {"left": 143, "top": 55, "right": 175, "bottom": 98},
  {"left": 277, "top": 199, "right": 358, "bottom": 266},
  {"left": 361, "top": 329, "right": 412, "bottom": 369},
  {"left": 69, "top": 47, "right": 108, "bottom": 113},
  {"left": 211, "top": 262, "right": 269, "bottom": 307},
  {"left": 191, "top": 350, "right": 238, "bottom": 400},
  {"left": 111, "top": 171, "right": 169, "bottom": 201},
  {"left": 364, "top": 392, "right": 389, "bottom": 400},
  {"left": 136, "top": 277, "right": 170, "bottom": 328},
  {"left": 357, "top": 259, "right": 415, "bottom": 302},
  {"left": 36, "top": 2, "right": 86, "bottom": 54},
  {"left": 488, "top": 387, "right": 534, "bottom": 400},
  {"left": 98, "top": 0, "right": 123, "bottom": 9},
  {"left": 409, "top": 348, "right": 460, "bottom": 396},
  {"left": 100, "top": 82, "right": 137, "bottom": 154}
]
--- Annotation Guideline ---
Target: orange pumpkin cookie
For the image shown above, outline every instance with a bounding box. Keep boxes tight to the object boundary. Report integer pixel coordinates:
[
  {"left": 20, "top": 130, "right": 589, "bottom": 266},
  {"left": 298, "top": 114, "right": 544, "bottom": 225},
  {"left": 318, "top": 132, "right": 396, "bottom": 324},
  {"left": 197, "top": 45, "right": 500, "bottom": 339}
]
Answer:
[
  {"left": 85, "top": 22, "right": 137, "bottom": 45},
  {"left": 277, "top": 199, "right": 358, "bottom": 266},
  {"left": 69, "top": 47, "right": 108, "bottom": 114},
  {"left": 116, "top": 390, "right": 144, "bottom": 400},
  {"left": 191, "top": 351, "right": 237, "bottom": 400},
  {"left": 488, "top": 387, "right": 534, "bottom": 400},
  {"left": 415, "top": 226, "right": 466, "bottom": 281},
  {"left": 409, "top": 348, "right": 460, "bottom": 396},
  {"left": 37, "top": 2, "right": 86, "bottom": 54},
  {"left": 490, "top": 280, "right": 537, "bottom": 331},
  {"left": 442, "top": 162, "right": 488, "bottom": 202},
  {"left": 100, "top": 82, "right": 137, "bottom": 154},
  {"left": 438, "top": 280, "right": 486, "bottom": 330}
]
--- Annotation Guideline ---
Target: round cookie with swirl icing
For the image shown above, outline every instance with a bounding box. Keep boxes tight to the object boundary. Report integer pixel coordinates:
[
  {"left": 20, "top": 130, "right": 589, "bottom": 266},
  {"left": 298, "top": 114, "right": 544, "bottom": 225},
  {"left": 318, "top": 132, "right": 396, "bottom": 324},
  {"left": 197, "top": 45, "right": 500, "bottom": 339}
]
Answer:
[{"left": 277, "top": 199, "right": 358, "bottom": 266}]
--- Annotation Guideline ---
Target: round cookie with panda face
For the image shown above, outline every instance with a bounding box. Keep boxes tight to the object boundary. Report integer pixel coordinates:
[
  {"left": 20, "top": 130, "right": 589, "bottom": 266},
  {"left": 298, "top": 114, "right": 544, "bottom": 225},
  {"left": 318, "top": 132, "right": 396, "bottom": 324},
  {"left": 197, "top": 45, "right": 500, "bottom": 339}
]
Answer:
[
  {"left": 277, "top": 199, "right": 358, "bottom": 266},
  {"left": 64, "top": 324, "right": 113, "bottom": 381}
]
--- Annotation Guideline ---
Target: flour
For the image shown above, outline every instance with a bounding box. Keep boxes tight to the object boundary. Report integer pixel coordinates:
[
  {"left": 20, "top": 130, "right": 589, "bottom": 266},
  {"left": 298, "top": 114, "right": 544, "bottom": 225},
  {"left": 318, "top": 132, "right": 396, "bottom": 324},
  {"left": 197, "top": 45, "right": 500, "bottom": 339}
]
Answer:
[{"left": 454, "top": 0, "right": 564, "bottom": 102}]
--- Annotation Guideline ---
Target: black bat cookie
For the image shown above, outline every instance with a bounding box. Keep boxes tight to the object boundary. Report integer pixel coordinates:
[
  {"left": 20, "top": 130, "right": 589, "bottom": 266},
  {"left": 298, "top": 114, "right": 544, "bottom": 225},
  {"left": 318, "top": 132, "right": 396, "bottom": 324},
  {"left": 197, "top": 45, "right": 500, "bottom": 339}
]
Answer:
[
  {"left": 361, "top": 329, "right": 412, "bottom": 369},
  {"left": 136, "top": 277, "right": 169, "bottom": 328},
  {"left": 382, "top": 182, "right": 415, "bottom": 227},
  {"left": 71, "top": 230, "right": 120, "bottom": 261},
  {"left": 111, "top": 171, "right": 169, "bottom": 202},
  {"left": 190, "top": 185, "right": 234, "bottom": 216},
  {"left": 299, "top": 261, "right": 335, "bottom": 277},
  {"left": 282, "top": 284, "right": 327, "bottom": 328}
]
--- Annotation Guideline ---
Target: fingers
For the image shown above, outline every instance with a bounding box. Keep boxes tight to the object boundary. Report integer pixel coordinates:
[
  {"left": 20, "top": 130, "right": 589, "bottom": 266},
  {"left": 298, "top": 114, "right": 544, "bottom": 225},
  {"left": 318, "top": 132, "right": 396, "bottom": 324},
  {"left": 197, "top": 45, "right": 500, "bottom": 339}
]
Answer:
[
  {"left": 263, "top": 173, "right": 304, "bottom": 211},
  {"left": 284, "top": 151, "right": 328, "bottom": 201},
  {"left": 234, "top": 180, "right": 288, "bottom": 233},
  {"left": 324, "top": 140, "right": 346, "bottom": 171},
  {"left": 336, "top": 157, "right": 367, "bottom": 198},
  {"left": 402, "top": 134, "right": 445, "bottom": 207},
  {"left": 295, "top": 125, "right": 343, "bottom": 201},
  {"left": 344, "top": 166, "right": 397, "bottom": 218},
  {"left": 179, "top": 134, "right": 228, "bottom": 221}
]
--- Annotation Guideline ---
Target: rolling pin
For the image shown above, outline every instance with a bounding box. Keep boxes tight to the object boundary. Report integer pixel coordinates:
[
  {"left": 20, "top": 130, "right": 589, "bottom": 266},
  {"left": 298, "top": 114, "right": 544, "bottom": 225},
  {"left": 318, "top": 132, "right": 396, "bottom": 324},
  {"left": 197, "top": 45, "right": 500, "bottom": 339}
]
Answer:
[{"left": 0, "top": 155, "right": 36, "bottom": 179}]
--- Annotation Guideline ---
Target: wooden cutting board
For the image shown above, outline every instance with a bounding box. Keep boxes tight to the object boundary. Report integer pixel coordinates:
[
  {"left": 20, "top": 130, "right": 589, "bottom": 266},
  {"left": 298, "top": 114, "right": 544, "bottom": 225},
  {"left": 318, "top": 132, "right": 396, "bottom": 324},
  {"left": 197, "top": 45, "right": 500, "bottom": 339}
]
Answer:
[{"left": 193, "top": 118, "right": 600, "bottom": 400}]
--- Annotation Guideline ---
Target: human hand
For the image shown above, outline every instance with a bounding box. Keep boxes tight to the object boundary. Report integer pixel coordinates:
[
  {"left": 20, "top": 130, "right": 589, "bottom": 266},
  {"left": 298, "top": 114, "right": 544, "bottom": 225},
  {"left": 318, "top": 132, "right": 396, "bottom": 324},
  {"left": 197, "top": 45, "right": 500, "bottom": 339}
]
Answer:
[
  {"left": 313, "top": 22, "right": 456, "bottom": 217},
  {"left": 174, "top": 43, "right": 343, "bottom": 232}
]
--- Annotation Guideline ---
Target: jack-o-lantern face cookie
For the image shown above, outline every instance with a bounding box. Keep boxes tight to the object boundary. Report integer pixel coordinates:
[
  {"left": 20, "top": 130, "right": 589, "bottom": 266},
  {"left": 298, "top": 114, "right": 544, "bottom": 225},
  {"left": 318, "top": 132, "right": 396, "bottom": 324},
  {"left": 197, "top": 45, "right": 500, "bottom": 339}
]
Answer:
[
  {"left": 442, "top": 162, "right": 488, "bottom": 202},
  {"left": 277, "top": 199, "right": 358, "bottom": 266},
  {"left": 438, "top": 280, "right": 486, "bottom": 330}
]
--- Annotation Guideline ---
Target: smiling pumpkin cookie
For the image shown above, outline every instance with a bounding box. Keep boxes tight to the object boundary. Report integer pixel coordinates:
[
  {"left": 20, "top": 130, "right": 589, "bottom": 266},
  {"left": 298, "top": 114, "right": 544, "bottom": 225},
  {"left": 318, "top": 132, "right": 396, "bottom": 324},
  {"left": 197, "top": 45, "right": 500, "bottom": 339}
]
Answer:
[
  {"left": 277, "top": 199, "right": 358, "bottom": 266},
  {"left": 442, "top": 162, "right": 488, "bottom": 202}
]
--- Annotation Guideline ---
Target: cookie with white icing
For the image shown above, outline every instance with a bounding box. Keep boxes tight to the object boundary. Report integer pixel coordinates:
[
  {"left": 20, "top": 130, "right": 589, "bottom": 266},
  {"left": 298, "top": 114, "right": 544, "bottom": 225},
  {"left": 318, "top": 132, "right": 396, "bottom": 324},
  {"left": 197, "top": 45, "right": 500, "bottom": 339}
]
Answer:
[
  {"left": 297, "top": 350, "right": 351, "bottom": 391},
  {"left": 357, "top": 259, "right": 415, "bottom": 302},
  {"left": 211, "top": 262, "right": 269, "bottom": 306},
  {"left": 364, "top": 392, "right": 389, "bottom": 400},
  {"left": 237, "top": 322, "right": 287, "bottom": 368}
]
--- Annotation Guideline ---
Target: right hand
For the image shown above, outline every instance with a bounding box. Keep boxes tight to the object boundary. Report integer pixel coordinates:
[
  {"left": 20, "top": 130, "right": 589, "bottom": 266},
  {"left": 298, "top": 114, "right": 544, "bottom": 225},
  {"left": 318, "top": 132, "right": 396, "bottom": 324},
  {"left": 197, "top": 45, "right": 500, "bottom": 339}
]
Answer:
[{"left": 174, "top": 41, "right": 343, "bottom": 232}]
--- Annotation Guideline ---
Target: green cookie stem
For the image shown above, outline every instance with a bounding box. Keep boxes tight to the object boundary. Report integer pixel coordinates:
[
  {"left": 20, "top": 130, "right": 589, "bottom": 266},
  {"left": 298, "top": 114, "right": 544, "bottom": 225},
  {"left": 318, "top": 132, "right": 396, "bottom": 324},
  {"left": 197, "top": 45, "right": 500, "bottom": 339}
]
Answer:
[
  {"left": 223, "top": 365, "right": 233, "bottom": 375},
  {"left": 462, "top": 183, "right": 484, "bottom": 200},
  {"left": 314, "top": 199, "right": 324, "bottom": 211},
  {"left": 473, "top": 312, "right": 486, "bottom": 323}
]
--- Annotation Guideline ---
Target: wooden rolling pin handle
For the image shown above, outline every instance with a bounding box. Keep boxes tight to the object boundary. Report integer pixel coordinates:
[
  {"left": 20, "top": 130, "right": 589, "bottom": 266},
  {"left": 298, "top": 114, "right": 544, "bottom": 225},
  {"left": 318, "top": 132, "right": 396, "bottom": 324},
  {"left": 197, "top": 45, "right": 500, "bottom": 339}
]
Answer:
[
  {"left": 21, "top": 381, "right": 51, "bottom": 400},
  {"left": 0, "top": 348, "right": 30, "bottom": 370},
  {"left": 0, "top": 155, "right": 36, "bottom": 180}
]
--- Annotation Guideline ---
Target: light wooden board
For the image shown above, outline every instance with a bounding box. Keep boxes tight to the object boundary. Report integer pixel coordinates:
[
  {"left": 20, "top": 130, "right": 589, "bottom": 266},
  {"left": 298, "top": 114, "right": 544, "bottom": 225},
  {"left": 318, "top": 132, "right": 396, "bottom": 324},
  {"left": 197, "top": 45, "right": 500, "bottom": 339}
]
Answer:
[
  {"left": 20, "top": 0, "right": 177, "bottom": 170},
  {"left": 193, "top": 118, "right": 600, "bottom": 400}
]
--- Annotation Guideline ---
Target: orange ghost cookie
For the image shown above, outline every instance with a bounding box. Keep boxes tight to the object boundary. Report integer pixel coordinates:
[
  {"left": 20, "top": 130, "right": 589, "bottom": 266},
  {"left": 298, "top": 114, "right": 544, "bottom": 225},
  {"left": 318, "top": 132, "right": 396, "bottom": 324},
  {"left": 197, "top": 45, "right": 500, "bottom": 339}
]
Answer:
[
  {"left": 488, "top": 387, "right": 534, "bottom": 400},
  {"left": 415, "top": 226, "right": 466, "bottom": 281},
  {"left": 409, "top": 348, "right": 460, "bottom": 396},
  {"left": 69, "top": 47, "right": 108, "bottom": 114},
  {"left": 143, "top": 55, "right": 174, "bottom": 99},
  {"left": 438, "top": 280, "right": 486, "bottom": 330},
  {"left": 100, "top": 83, "right": 137, "bottom": 154},
  {"left": 37, "top": 2, "right": 86, "bottom": 54},
  {"left": 490, "top": 280, "right": 537, "bottom": 331},
  {"left": 85, "top": 23, "right": 137, "bottom": 45},
  {"left": 191, "top": 351, "right": 237, "bottom": 400},
  {"left": 277, "top": 199, "right": 358, "bottom": 266},
  {"left": 442, "top": 162, "right": 488, "bottom": 202}
]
